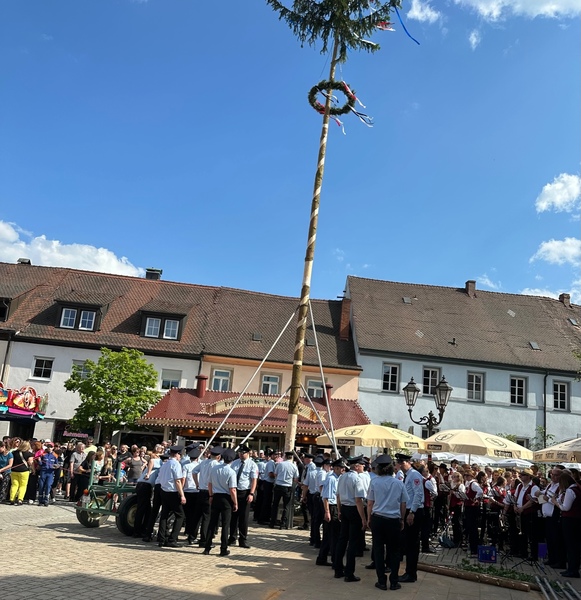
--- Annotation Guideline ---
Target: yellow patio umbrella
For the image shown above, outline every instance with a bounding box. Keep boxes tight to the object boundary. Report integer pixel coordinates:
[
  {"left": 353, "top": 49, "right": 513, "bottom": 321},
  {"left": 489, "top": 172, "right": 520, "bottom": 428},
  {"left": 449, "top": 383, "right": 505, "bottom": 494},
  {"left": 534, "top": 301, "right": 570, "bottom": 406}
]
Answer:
[
  {"left": 534, "top": 437, "right": 581, "bottom": 463},
  {"left": 424, "top": 429, "right": 534, "bottom": 460},
  {"left": 316, "top": 424, "right": 425, "bottom": 450}
]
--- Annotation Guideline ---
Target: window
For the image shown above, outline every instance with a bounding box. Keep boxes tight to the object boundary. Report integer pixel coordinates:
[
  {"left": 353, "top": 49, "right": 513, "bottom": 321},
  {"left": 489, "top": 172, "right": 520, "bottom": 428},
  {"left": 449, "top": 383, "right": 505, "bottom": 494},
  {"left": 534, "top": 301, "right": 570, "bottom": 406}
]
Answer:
[
  {"left": 33, "top": 358, "right": 54, "bottom": 379},
  {"left": 422, "top": 427, "right": 439, "bottom": 439},
  {"left": 261, "top": 374, "right": 280, "bottom": 395},
  {"left": 382, "top": 364, "right": 399, "bottom": 393},
  {"left": 0, "top": 299, "right": 9, "bottom": 321},
  {"left": 142, "top": 315, "right": 182, "bottom": 340},
  {"left": 306, "top": 379, "right": 324, "bottom": 398},
  {"left": 60, "top": 308, "right": 77, "bottom": 328},
  {"left": 59, "top": 307, "right": 97, "bottom": 331},
  {"left": 163, "top": 319, "right": 179, "bottom": 340},
  {"left": 161, "top": 369, "right": 182, "bottom": 390},
  {"left": 145, "top": 317, "right": 161, "bottom": 337},
  {"left": 423, "top": 368, "right": 440, "bottom": 395},
  {"left": 79, "top": 310, "right": 95, "bottom": 330},
  {"left": 553, "top": 382, "right": 569, "bottom": 411},
  {"left": 510, "top": 377, "right": 526, "bottom": 405},
  {"left": 515, "top": 437, "right": 529, "bottom": 448},
  {"left": 467, "top": 372, "right": 484, "bottom": 402},
  {"left": 72, "top": 360, "right": 90, "bottom": 380},
  {"left": 211, "top": 369, "right": 232, "bottom": 391}
]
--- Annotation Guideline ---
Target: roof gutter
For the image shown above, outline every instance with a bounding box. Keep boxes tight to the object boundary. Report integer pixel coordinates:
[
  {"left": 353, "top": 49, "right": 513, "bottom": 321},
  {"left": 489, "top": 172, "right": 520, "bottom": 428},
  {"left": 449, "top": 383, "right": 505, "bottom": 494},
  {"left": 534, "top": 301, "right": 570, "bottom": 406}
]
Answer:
[{"left": 0, "top": 328, "right": 18, "bottom": 383}]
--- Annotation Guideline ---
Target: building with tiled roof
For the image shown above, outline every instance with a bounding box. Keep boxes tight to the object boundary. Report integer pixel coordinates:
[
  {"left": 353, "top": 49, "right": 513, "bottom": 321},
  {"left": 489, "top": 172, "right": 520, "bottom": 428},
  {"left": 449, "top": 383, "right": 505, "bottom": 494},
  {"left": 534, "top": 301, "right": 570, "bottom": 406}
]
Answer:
[
  {"left": 346, "top": 276, "right": 581, "bottom": 445},
  {"left": 139, "top": 376, "right": 370, "bottom": 446},
  {"left": 0, "top": 260, "right": 362, "bottom": 447}
]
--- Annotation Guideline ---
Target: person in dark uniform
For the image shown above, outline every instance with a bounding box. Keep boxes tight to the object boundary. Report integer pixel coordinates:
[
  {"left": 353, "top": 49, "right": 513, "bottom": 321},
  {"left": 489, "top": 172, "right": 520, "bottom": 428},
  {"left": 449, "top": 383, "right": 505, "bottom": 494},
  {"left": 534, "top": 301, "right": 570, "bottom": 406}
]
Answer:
[
  {"left": 368, "top": 454, "right": 409, "bottom": 591},
  {"left": 142, "top": 451, "right": 169, "bottom": 542},
  {"left": 335, "top": 456, "right": 367, "bottom": 583},
  {"left": 229, "top": 444, "right": 258, "bottom": 548},
  {"left": 395, "top": 453, "right": 424, "bottom": 583},
  {"left": 192, "top": 446, "right": 222, "bottom": 547},
  {"left": 157, "top": 445, "right": 186, "bottom": 548},
  {"left": 183, "top": 446, "right": 202, "bottom": 544},
  {"left": 204, "top": 447, "right": 238, "bottom": 557},
  {"left": 316, "top": 458, "right": 345, "bottom": 568}
]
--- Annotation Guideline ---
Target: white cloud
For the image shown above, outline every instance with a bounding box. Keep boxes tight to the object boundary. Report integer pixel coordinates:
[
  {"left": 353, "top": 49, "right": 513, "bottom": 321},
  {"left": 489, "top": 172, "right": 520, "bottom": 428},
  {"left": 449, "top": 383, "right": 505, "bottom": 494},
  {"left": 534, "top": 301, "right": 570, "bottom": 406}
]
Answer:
[
  {"left": 0, "top": 220, "right": 144, "bottom": 277},
  {"left": 477, "top": 273, "right": 501, "bottom": 289},
  {"left": 408, "top": 0, "right": 441, "bottom": 23},
  {"left": 520, "top": 287, "right": 560, "bottom": 299},
  {"left": 469, "top": 29, "right": 482, "bottom": 49},
  {"left": 453, "top": 0, "right": 580, "bottom": 20},
  {"left": 333, "top": 248, "right": 345, "bottom": 263},
  {"left": 530, "top": 237, "right": 581, "bottom": 265},
  {"left": 535, "top": 173, "right": 581, "bottom": 213}
]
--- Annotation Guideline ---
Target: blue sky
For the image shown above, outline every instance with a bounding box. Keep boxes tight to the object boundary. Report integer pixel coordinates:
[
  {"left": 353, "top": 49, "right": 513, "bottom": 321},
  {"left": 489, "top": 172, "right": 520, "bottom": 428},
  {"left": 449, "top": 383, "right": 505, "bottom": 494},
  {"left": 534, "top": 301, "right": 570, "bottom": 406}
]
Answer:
[{"left": 1, "top": 0, "right": 579, "bottom": 303}]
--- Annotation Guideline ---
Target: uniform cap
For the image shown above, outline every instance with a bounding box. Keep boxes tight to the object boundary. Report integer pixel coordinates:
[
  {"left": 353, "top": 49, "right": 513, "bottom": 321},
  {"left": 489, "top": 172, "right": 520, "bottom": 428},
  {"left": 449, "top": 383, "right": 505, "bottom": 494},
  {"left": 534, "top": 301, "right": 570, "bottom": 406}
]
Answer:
[
  {"left": 188, "top": 448, "right": 201, "bottom": 459},
  {"left": 238, "top": 444, "right": 251, "bottom": 453},
  {"left": 394, "top": 453, "right": 412, "bottom": 463},
  {"left": 210, "top": 446, "right": 223, "bottom": 456},
  {"left": 284, "top": 451, "right": 294, "bottom": 458},
  {"left": 185, "top": 442, "right": 200, "bottom": 451},
  {"left": 374, "top": 454, "right": 393, "bottom": 466},
  {"left": 322, "top": 459, "right": 332, "bottom": 466},
  {"left": 222, "top": 448, "right": 236, "bottom": 461},
  {"left": 332, "top": 458, "right": 348, "bottom": 468},
  {"left": 303, "top": 453, "right": 315, "bottom": 459},
  {"left": 314, "top": 456, "right": 325, "bottom": 465},
  {"left": 347, "top": 455, "right": 366, "bottom": 465},
  {"left": 169, "top": 445, "right": 184, "bottom": 454}
]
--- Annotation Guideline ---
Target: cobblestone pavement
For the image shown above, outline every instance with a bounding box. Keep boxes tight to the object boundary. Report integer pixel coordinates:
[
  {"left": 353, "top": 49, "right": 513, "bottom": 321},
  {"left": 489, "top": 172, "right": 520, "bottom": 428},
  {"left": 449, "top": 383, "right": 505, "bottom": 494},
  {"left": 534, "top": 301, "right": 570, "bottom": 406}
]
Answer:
[{"left": 0, "top": 499, "right": 547, "bottom": 600}]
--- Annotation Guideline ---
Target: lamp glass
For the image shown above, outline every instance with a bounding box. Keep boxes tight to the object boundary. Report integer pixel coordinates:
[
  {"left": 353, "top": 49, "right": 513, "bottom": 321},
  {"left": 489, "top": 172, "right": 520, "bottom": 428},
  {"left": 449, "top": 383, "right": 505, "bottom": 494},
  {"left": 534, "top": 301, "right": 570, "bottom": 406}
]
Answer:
[
  {"left": 403, "top": 377, "right": 420, "bottom": 408},
  {"left": 434, "top": 376, "right": 453, "bottom": 410}
]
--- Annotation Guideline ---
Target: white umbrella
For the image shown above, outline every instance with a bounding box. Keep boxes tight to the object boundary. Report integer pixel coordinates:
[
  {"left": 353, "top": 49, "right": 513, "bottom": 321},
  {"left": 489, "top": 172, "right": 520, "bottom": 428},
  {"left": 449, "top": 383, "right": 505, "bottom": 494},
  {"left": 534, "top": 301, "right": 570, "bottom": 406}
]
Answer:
[
  {"left": 491, "top": 457, "right": 533, "bottom": 469},
  {"left": 534, "top": 437, "right": 581, "bottom": 463},
  {"left": 316, "top": 424, "right": 425, "bottom": 450},
  {"left": 411, "top": 451, "right": 456, "bottom": 462},
  {"left": 451, "top": 453, "right": 496, "bottom": 466},
  {"left": 425, "top": 429, "right": 534, "bottom": 460}
]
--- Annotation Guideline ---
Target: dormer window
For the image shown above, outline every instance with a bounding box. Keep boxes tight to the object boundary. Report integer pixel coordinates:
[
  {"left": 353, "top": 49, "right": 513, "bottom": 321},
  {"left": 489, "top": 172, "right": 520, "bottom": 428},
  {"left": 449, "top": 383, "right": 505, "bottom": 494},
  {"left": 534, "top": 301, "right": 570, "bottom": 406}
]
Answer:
[
  {"left": 59, "top": 306, "right": 97, "bottom": 331},
  {"left": 142, "top": 315, "right": 181, "bottom": 340}
]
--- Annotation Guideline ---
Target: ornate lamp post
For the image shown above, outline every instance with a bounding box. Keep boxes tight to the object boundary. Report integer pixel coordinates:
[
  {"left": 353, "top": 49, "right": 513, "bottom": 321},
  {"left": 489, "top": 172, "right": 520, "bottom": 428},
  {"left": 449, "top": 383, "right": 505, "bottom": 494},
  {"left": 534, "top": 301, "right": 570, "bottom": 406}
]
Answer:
[{"left": 403, "top": 376, "right": 453, "bottom": 438}]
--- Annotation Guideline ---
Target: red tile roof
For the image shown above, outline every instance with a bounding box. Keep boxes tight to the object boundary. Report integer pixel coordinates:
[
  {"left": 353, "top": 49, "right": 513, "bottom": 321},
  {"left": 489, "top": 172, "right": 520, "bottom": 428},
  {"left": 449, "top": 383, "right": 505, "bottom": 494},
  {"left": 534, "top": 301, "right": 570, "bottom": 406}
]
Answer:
[
  {"left": 139, "top": 388, "right": 371, "bottom": 435},
  {"left": 0, "top": 262, "right": 358, "bottom": 370}
]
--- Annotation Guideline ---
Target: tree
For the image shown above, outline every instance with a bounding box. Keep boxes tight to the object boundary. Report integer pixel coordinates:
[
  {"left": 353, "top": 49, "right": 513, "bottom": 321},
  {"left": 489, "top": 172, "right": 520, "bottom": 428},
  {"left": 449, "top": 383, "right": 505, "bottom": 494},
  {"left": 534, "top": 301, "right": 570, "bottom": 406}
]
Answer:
[
  {"left": 496, "top": 426, "right": 555, "bottom": 452},
  {"left": 64, "top": 347, "right": 160, "bottom": 442}
]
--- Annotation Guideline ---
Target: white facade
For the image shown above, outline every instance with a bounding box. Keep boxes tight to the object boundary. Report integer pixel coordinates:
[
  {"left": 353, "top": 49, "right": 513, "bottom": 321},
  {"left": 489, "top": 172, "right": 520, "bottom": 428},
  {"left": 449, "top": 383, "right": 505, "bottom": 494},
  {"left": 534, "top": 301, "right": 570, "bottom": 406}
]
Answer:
[
  {"left": 0, "top": 340, "right": 200, "bottom": 439},
  {"left": 356, "top": 353, "right": 581, "bottom": 446}
]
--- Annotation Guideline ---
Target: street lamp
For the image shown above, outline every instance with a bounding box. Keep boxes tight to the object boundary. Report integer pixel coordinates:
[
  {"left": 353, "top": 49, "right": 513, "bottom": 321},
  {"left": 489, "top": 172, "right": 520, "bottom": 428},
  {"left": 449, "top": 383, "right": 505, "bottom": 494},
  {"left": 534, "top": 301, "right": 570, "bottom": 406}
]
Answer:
[{"left": 403, "top": 376, "right": 453, "bottom": 438}]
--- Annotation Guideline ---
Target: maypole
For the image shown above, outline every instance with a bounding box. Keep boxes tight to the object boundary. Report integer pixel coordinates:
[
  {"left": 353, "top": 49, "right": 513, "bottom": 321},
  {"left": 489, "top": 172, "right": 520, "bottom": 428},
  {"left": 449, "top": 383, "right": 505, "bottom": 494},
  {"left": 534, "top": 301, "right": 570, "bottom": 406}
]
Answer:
[{"left": 265, "top": 1, "right": 412, "bottom": 451}]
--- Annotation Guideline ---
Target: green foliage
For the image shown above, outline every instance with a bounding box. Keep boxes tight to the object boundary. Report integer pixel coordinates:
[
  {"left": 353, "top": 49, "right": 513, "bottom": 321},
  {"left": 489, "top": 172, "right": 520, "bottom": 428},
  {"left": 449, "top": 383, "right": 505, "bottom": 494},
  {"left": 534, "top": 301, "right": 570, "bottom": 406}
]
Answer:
[
  {"left": 496, "top": 432, "right": 518, "bottom": 443},
  {"left": 497, "top": 427, "right": 555, "bottom": 451},
  {"left": 380, "top": 420, "right": 398, "bottom": 429},
  {"left": 459, "top": 559, "right": 537, "bottom": 584},
  {"left": 266, "top": 0, "right": 403, "bottom": 62},
  {"left": 64, "top": 347, "right": 160, "bottom": 436}
]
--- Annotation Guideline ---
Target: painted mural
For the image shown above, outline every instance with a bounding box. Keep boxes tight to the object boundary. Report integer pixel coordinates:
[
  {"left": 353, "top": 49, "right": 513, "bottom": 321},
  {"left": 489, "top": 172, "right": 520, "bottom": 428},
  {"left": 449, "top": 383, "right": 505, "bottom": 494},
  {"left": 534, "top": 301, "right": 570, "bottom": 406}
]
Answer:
[{"left": 0, "top": 382, "right": 48, "bottom": 419}]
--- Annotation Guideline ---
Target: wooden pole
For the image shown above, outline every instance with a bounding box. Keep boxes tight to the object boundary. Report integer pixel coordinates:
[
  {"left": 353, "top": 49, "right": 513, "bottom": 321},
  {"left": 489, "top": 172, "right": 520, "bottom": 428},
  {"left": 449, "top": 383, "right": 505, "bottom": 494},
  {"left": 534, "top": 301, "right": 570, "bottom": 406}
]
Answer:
[{"left": 284, "top": 35, "right": 340, "bottom": 452}]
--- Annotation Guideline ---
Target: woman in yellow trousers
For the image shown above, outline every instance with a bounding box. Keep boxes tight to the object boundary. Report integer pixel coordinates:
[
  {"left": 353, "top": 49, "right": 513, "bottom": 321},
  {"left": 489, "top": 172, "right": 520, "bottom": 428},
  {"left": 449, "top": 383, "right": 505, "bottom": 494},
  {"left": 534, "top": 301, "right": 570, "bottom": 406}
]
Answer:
[{"left": 9, "top": 441, "right": 34, "bottom": 505}]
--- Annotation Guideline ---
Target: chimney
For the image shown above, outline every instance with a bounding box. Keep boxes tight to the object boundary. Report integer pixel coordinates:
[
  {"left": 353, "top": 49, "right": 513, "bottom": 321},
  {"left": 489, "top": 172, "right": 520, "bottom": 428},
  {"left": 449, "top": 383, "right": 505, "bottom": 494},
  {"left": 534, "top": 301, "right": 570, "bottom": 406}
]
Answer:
[
  {"left": 195, "top": 375, "right": 208, "bottom": 398},
  {"left": 325, "top": 383, "right": 333, "bottom": 399},
  {"left": 339, "top": 298, "right": 351, "bottom": 341},
  {"left": 145, "top": 268, "right": 163, "bottom": 280},
  {"left": 559, "top": 293, "right": 571, "bottom": 309},
  {"left": 17, "top": 258, "right": 31, "bottom": 265},
  {"left": 465, "top": 280, "right": 476, "bottom": 298}
]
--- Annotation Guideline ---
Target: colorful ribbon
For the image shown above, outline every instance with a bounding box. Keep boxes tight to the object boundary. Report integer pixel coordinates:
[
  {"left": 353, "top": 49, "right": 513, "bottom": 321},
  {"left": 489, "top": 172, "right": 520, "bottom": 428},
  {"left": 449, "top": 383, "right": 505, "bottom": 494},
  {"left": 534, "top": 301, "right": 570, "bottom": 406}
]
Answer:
[{"left": 394, "top": 6, "right": 420, "bottom": 45}]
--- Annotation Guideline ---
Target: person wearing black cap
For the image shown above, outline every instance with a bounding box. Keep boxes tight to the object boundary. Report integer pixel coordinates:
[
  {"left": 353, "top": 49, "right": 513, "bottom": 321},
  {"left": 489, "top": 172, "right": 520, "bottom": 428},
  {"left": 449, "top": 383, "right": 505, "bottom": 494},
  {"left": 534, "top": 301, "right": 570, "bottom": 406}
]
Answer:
[
  {"left": 228, "top": 445, "right": 259, "bottom": 549},
  {"left": 183, "top": 447, "right": 202, "bottom": 544},
  {"left": 394, "top": 453, "right": 424, "bottom": 583},
  {"left": 316, "top": 458, "right": 345, "bottom": 568},
  {"left": 204, "top": 448, "right": 238, "bottom": 557},
  {"left": 156, "top": 446, "right": 186, "bottom": 548},
  {"left": 191, "top": 446, "right": 223, "bottom": 548},
  {"left": 270, "top": 451, "right": 299, "bottom": 529},
  {"left": 335, "top": 456, "right": 367, "bottom": 583},
  {"left": 367, "top": 454, "right": 409, "bottom": 590}
]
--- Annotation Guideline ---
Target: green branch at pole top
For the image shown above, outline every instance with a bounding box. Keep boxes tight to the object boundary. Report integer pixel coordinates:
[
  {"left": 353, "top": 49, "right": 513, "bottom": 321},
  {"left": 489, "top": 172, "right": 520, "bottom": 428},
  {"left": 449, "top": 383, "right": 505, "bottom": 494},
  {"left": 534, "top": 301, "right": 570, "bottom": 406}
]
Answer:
[
  {"left": 308, "top": 80, "right": 356, "bottom": 116},
  {"left": 265, "top": 0, "right": 403, "bottom": 62}
]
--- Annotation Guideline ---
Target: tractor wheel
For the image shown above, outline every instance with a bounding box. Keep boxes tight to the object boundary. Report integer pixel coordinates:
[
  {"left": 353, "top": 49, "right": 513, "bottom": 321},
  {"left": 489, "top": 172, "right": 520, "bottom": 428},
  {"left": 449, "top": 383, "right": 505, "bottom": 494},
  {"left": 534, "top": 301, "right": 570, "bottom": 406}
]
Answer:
[
  {"left": 76, "top": 495, "right": 110, "bottom": 528},
  {"left": 116, "top": 494, "right": 138, "bottom": 536}
]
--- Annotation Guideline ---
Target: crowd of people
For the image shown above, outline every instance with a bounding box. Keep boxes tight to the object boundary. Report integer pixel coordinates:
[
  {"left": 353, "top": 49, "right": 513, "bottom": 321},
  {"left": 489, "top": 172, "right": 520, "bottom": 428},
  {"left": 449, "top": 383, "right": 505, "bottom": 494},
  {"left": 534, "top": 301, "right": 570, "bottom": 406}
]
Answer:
[{"left": 1, "top": 435, "right": 580, "bottom": 587}]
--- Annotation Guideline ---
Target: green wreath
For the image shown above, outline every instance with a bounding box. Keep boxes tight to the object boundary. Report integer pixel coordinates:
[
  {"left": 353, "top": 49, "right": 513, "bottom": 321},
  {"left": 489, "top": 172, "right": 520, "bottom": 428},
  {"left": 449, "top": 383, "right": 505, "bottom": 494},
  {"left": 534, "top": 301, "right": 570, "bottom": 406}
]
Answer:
[{"left": 308, "top": 80, "right": 356, "bottom": 116}]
